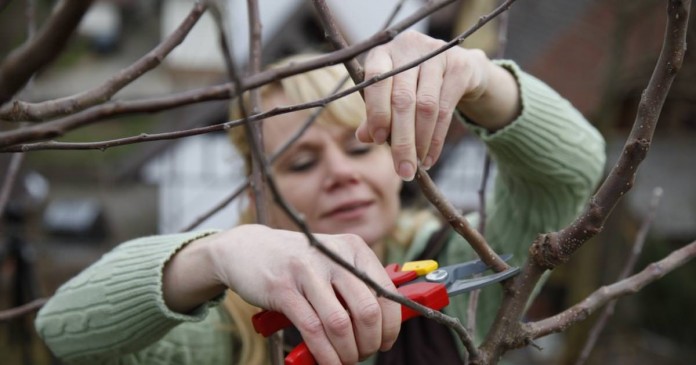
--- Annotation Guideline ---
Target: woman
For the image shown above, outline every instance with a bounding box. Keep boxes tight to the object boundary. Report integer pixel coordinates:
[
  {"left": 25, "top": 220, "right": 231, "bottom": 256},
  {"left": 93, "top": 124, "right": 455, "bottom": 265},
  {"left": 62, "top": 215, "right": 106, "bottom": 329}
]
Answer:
[{"left": 35, "top": 31, "right": 605, "bottom": 365}]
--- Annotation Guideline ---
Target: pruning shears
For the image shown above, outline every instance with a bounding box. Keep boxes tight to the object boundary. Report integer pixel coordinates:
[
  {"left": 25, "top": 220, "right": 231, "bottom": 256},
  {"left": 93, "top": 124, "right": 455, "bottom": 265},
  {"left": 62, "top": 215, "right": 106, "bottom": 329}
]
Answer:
[{"left": 251, "top": 256, "right": 520, "bottom": 365}]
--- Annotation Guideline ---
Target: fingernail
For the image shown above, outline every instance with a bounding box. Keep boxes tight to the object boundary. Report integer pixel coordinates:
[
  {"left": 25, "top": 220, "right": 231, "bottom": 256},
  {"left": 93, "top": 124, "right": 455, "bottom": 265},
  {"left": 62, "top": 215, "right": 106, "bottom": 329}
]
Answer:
[
  {"left": 373, "top": 128, "right": 388, "bottom": 144},
  {"left": 422, "top": 156, "right": 433, "bottom": 170},
  {"left": 398, "top": 161, "right": 415, "bottom": 181}
]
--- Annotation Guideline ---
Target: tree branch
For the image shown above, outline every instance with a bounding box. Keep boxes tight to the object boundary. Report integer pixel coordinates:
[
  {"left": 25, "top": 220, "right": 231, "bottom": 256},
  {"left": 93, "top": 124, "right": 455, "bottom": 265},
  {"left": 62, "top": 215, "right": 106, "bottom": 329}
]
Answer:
[
  {"left": 0, "top": 2, "right": 208, "bottom": 121},
  {"left": 243, "top": 0, "right": 271, "bottom": 228},
  {"left": 0, "top": 0, "right": 457, "bottom": 146},
  {"left": 415, "top": 167, "right": 509, "bottom": 272},
  {"left": 574, "top": 187, "right": 663, "bottom": 365},
  {"left": 312, "top": 0, "right": 365, "bottom": 87},
  {"left": 530, "top": 0, "right": 691, "bottom": 270},
  {"left": 0, "top": 298, "right": 48, "bottom": 322},
  {"left": 528, "top": 239, "right": 696, "bottom": 338},
  {"left": 0, "top": 153, "right": 24, "bottom": 215},
  {"left": 0, "top": 0, "right": 510, "bottom": 153},
  {"left": 479, "top": 2, "right": 691, "bottom": 362},
  {"left": 0, "top": 0, "right": 93, "bottom": 105}
]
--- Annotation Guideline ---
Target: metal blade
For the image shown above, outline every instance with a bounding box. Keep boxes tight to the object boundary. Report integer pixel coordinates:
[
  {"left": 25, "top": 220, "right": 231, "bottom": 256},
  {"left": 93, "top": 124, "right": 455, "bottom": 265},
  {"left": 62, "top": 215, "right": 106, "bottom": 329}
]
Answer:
[{"left": 446, "top": 266, "right": 520, "bottom": 297}]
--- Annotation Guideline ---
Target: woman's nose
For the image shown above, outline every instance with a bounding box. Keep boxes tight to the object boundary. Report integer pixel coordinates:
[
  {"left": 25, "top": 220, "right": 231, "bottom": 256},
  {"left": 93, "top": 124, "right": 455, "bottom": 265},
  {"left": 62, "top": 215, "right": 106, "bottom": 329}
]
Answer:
[{"left": 323, "top": 148, "right": 359, "bottom": 190}]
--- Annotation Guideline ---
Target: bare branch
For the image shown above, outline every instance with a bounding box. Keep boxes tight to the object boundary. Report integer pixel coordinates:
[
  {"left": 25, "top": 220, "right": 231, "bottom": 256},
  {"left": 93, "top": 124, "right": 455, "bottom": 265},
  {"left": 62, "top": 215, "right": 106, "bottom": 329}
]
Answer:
[
  {"left": 479, "top": 2, "right": 691, "bottom": 362},
  {"left": 0, "top": 0, "right": 457, "bottom": 147},
  {"left": 529, "top": 239, "right": 696, "bottom": 338},
  {"left": 0, "top": 2, "right": 208, "bottom": 122},
  {"left": 0, "top": 153, "right": 24, "bottom": 215},
  {"left": 178, "top": 182, "right": 249, "bottom": 232},
  {"left": 312, "top": 0, "right": 365, "bottom": 87},
  {"left": 244, "top": 0, "right": 271, "bottom": 228},
  {"left": 380, "top": 0, "right": 408, "bottom": 31},
  {"left": 467, "top": 132, "right": 494, "bottom": 336},
  {"left": 0, "top": 297, "right": 48, "bottom": 321},
  {"left": 575, "top": 187, "right": 663, "bottom": 365},
  {"left": 416, "top": 167, "right": 509, "bottom": 272},
  {"left": 0, "top": 0, "right": 93, "bottom": 105},
  {"left": 530, "top": 0, "right": 691, "bottom": 270},
  {"left": 468, "top": 0, "right": 512, "bottom": 335},
  {"left": 0, "top": 7, "right": 516, "bottom": 154}
]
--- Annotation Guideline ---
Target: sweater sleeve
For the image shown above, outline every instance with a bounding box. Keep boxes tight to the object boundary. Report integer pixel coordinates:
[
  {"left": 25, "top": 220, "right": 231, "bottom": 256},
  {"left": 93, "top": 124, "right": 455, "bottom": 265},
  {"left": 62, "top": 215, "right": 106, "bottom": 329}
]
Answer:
[
  {"left": 459, "top": 60, "right": 606, "bottom": 263},
  {"left": 34, "top": 230, "right": 233, "bottom": 365}
]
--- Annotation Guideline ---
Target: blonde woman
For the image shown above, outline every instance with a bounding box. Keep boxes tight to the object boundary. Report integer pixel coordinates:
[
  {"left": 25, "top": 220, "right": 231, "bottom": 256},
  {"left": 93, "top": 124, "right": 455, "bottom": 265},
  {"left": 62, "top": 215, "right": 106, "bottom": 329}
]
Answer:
[{"left": 35, "top": 31, "right": 605, "bottom": 365}]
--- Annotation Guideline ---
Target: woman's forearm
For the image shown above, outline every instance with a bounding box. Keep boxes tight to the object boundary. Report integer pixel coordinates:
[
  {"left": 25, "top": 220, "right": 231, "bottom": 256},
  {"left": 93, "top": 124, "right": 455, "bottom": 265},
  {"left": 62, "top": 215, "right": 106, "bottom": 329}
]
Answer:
[{"left": 162, "top": 232, "right": 228, "bottom": 313}]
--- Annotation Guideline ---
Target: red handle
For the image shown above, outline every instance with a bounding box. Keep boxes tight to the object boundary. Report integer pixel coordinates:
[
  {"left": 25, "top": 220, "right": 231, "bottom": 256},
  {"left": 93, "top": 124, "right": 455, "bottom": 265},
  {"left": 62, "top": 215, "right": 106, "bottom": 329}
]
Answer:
[
  {"left": 253, "top": 282, "right": 449, "bottom": 365},
  {"left": 252, "top": 310, "right": 293, "bottom": 337},
  {"left": 285, "top": 342, "right": 314, "bottom": 365}
]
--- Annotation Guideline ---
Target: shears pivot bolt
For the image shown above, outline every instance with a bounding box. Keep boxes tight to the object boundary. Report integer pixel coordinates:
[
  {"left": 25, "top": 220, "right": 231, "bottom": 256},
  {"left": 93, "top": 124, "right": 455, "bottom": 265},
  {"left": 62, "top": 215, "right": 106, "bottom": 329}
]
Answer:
[{"left": 425, "top": 269, "right": 448, "bottom": 282}]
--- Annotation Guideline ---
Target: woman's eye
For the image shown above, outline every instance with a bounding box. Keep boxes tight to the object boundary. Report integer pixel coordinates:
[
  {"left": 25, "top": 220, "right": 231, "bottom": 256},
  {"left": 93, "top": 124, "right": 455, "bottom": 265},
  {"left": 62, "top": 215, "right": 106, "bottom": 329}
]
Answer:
[
  {"left": 288, "top": 158, "right": 316, "bottom": 172},
  {"left": 347, "top": 144, "right": 372, "bottom": 156}
]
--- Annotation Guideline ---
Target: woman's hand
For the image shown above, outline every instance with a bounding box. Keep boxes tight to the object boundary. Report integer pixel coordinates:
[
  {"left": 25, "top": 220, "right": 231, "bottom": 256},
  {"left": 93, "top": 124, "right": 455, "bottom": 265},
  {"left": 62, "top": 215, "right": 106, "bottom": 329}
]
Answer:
[
  {"left": 163, "top": 225, "right": 400, "bottom": 364},
  {"left": 356, "top": 30, "right": 520, "bottom": 181}
]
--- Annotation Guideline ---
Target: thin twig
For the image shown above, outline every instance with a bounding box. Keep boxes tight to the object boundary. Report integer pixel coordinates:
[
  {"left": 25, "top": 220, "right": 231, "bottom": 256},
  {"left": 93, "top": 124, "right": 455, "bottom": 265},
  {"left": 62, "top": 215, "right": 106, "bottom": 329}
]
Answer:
[
  {"left": 0, "top": 2, "right": 208, "bottom": 121},
  {"left": 0, "top": 0, "right": 459, "bottom": 147},
  {"left": 240, "top": 1, "right": 281, "bottom": 362},
  {"left": 178, "top": 182, "right": 249, "bottom": 232},
  {"left": 0, "top": 153, "right": 24, "bottom": 216},
  {"left": 243, "top": 0, "right": 270, "bottom": 226},
  {"left": 574, "top": 187, "right": 663, "bottom": 365},
  {"left": 0, "top": 0, "right": 510, "bottom": 153},
  {"left": 466, "top": 154, "right": 492, "bottom": 335},
  {"left": 468, "top": 0, "right": 511, "bottom": 336},
  {"left": 0, "top": 298, "right": 48, "bottom": 321},
  {"left": 479, "top": 2, "right": 691, "bottom": 362},
  {"left": 0, "top": 0, "right": 93, "bottom": 105},
  {"left": 311, "top": 0, "right": 365, "bottom": 87},
  {"left": 530, "top": 0, "right": 691, "bottom": 270},
  {"left": 529, "top": 239, "right": 696, "bottom": 338},
  {"left": 380, "top": 0, "right": 408, "bottom": 31}
]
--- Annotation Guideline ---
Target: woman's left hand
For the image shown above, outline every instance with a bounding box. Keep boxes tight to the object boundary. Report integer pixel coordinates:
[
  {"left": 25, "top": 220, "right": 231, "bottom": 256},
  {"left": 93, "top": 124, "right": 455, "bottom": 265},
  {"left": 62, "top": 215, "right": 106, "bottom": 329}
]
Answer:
[{"left": 356, "top": 30, "right": 520, "bottom": 181}]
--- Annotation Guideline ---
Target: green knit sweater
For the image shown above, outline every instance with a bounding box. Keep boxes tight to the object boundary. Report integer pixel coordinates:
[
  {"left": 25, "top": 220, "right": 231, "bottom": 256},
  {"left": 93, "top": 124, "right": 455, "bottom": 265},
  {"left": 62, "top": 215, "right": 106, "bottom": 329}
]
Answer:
[{"left": 35, "top": 61, "right": 606, "bottom": 365}]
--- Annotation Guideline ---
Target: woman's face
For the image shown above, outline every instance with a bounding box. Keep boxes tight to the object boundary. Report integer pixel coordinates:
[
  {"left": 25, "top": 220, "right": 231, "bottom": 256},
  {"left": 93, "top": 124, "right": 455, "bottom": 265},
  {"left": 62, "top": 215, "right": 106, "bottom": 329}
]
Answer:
[{"left": 259, "top": 91, "right": 402, "bottom": 246}]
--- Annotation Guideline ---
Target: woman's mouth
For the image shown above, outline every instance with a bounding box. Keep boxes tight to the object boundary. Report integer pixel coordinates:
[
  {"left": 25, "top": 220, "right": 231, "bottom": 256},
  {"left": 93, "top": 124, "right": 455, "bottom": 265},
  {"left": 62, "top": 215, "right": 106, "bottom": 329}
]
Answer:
[{"left": 322, "top": 200, "right": 374, "bottom": 220}]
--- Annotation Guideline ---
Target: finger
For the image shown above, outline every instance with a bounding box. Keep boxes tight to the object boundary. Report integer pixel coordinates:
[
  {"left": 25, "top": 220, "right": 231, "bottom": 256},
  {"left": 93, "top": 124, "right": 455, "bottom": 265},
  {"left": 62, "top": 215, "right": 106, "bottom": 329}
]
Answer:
[
  {"left": 389, "top": 65, "right": 419, "bottom": 181},
  {"left": 424, "top": 55, "right": 470, "bottom": 169},
  {"left": 332, "top": 272, "right": 383, "bottom": 359},
  {"left": 301, "top": 270, "right": 359, "bottom": 364},
  {"left": 350, "top": 245, "right": 401, "bottom": 352},
  {"left": 414, "top": 57, "right": 445, "bottom": 164},
  {"left": 363, "top": 47, "right": 393, "bottom": 145},
  {"left": 282, "top": 294, "right": 343, "bottom": 365}
]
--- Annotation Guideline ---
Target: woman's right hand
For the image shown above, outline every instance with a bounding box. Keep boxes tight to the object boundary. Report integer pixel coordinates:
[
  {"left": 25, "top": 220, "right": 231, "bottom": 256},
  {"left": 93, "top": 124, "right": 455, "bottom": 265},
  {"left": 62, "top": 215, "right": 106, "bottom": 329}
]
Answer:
[{"left": 163, "top": 224, "right": 401, "bottom": 364}]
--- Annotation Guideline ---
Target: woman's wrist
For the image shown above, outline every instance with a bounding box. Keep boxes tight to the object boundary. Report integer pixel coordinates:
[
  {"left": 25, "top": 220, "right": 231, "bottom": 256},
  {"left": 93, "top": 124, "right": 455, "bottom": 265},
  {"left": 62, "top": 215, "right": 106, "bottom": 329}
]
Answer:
[
  {"left": 457, "top": 60, "right": 521, "bottom": 131},
  {"left": 162, "top": 232, "right": 228, "bottom": 314}
]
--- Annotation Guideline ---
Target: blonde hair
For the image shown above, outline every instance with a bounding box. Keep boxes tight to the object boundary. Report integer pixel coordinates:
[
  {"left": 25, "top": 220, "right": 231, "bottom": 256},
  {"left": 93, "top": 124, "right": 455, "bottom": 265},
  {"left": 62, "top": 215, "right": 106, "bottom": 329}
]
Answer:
[
  {"left": 229, "top": 53, "right": 366, "bottom": 176},
  {"left": 223, "top": 54, "right": 438, "bottom": 365}
]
